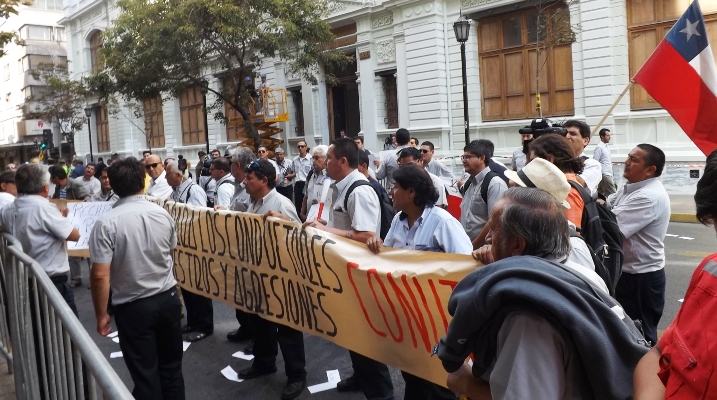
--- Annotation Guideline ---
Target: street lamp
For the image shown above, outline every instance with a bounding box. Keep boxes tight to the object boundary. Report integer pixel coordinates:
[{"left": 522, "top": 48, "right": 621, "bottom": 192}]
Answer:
[
  {"left": 454, "top": 17, "right": 471, "bottom": 146},
  {"left": 84, "top": 107, "right": 94, "bottom": 162},
  {"left": 199, "top": 78, "right": 210, "bottom": 155}
]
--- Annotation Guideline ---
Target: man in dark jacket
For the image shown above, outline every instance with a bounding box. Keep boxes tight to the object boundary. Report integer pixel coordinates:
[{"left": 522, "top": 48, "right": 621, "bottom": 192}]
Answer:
[
  {"left": 438, "top": 187, "right": 649, "bottom": 400},
  {"left": 50, "top": 166, "right": 90, "bottom": 201}
]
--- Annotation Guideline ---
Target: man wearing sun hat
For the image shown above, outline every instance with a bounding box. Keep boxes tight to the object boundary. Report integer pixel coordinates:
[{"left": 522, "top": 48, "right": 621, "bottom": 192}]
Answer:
[{"left": 485, "top": 157, "right": 596, "bottom": 272}]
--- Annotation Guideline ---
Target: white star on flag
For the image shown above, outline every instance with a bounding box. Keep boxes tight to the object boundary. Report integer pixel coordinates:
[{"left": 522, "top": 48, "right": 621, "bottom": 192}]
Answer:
[{"left": 680, "top": 18, "right": 702, "bottom": 41}]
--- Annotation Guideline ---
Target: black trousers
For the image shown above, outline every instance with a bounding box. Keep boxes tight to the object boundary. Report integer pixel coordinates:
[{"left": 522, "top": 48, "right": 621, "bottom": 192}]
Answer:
[
  {"left": 250, "top": 314, "right": 306, "bottom": 383},
  {"left": 276, "top": 185, "right": 294, "bottom": 202},
  {"left": 349, "top": 350, "right": 394, "bottom": 400},
  {"left": 181, "top": 288, "right": 213, "bottom": 334},
  {"left": 235, "top": 309, "right": 253, "bottom": 334},
  {"left": 401, "top": 371, "right": 455, "bottom": 400},
  {"left": 114, "top": 288, "right": 185, "bottom": 400},
  {"left": 293, "top": 181, "right": 305, "bottom": 213},
  {"left": 616, "top": 268, "right": 666, "bottom": 346}
]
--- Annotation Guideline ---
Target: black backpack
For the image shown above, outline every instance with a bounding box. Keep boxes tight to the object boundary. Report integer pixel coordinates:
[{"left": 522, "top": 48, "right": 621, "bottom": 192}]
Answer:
[
  {"left": 568, "top": 180, "right": 624, "bottom": 295},
  {"left": 206, "top": 178, "right": 237, "bottom": 208},
  {"left": 344, "top": 180, "right": 395, "bottom": 240},
  {"left": 459, "top": 171, "right": 498, "bottom": 204}
]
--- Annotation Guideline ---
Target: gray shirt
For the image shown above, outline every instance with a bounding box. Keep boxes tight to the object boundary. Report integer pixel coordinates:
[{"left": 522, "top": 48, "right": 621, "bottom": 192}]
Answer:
[
  {"left": 293, "top": 154, "right": 312, "bottom": 182},
  {"left": 275, "top": 159, "right": 294, "bottom": 188},
  {"left": 460, "top": 167, "right": 508, "bottom": 241},
  {"left": 592, "top": 142, "right": 613, "bottom": 176},
  {"left": 89, "top": 195, "right": 177, "bottom": 305},
  {"left": 230, "top": 182, "right": 251, "bottom": 212},
  {"left": 248, "top": 189, "right": 300, "bottom": 223},
  {"left": 511, "top": 146, "right": 527, "bottom": 171},
  {"left": 171, "top": 179, "right": 207, "bottom": 207},
  {"left": 91, "top": 190, "right": 119, "bottom": 203},
  {"left": 483, "top": 311, "right": 593, "bottom": 400},
  {"left": 376, "top": 144, "right": 409, "bottom": 191},
  {"left": 606, "top": 177, "right": 670, "bottom": 274},
  {"left": 75, "top": 176, "right": 101, "bottom": 195},
  {"left": 303, "top": 169, "right": 331, "bottom": 208},
  {"left": 0, "top": 195, "right": 73, "bottom": 276},
  {"left": 426, "top": 159, "right": 454, "bottom": 179},
  {"left": 329, "top": 169, "right": 381, "bottom": 236}
]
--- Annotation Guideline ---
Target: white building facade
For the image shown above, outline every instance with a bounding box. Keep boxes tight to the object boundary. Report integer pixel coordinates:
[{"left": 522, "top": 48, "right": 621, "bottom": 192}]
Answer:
[
  {"left": 0, "top": 0, "right": 66, "bottom": 165},
  {"left": 60, "top": 0, "right": 709, "bottom": 170}
]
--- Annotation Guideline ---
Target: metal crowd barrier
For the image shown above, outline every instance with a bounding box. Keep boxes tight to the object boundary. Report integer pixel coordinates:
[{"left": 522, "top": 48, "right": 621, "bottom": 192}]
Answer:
[{"left": 0, "top": 232, "right": 132, "bottom": 400}]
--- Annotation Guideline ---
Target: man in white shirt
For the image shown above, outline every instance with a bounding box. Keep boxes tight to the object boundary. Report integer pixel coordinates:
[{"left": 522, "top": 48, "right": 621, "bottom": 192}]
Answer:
[
  {"left": 273, "top": 148, "right": 294, "bottom": 200},
  {"left": 593, "top": 128, "right": 617, "bottom": 197},
  {"left": 209, "top": 157, "right": 235, "bottom": 209},
  {"left": 607, "top": 144, "right": 670, "bottom": 346},
  {"left": 511, "top": 133, "right": 533, "bottom": 171},
  {"left": 257, "top": 145, "right": 279, "bottom": 181},
  {"left": 421, "top": 141, "right": 454, "bottom": 179},
  {"left": 304, "top": 138, "right": 393, "bottom": 399},
  {"left": 398, "top": 147, "right": 447, "bottom": 208},
  {"left": 564, "top": 120, "right": 602, "bottom": 196},
  {"left": 145, "top": 155, "right": 173, "bottom": 200},
  {"left": 292, "top": 141, "right": 312, "bottom": 212},
  {"left": 300, "top": 145, "right": 332, "bottom": 222},
  {"left": 91, "top": 169, "right": 119, "bottom": 203},
  {"left": 0, "top": 171, "right": 16, "bottom": 209},
  {"left": 75, "top": 163, "right": 101, "bottom": 195}
]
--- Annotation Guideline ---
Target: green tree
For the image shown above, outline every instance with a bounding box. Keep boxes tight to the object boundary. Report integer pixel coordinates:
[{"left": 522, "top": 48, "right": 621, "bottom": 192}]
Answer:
[
  {"left": 97, "top": 0, "right": 348, "bottom": 149},
  {"left": 20, "top": 62, "right": 89, "bottom": 152},
  {"left": 0, "top": 0, "right": 23, "bottom": 58}
]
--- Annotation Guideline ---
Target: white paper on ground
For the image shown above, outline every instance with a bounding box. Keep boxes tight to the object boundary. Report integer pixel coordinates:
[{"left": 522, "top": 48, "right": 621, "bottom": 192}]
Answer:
[
  {"left": 112, "top": 337, "right": 119, "bottom": 343},
  {"left": 220, "top": 366, "right": 244, "bottom": 383},
  {"left": 307, "top": 370, "right": 341, "bottom": 394},
  {"left": 183, "top": 341, "right": 191, "bottom": 352},
  {"left": 231, "top": 350, "right": 254, "bottom": 361},
  {"left": 110, "top": 351, "right": 123, "bottom": 358},
  {"left": 107, "top": 331, "right": 119, "bottom": 338},
  {"left": 679, "top": 298, "right": 684, "bottom": 303}
]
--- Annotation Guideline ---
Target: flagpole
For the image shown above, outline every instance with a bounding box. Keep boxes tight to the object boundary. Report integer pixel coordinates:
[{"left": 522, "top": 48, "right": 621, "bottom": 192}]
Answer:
[{"left": 590, "top": 80, "right": 635, "bottom": 136}]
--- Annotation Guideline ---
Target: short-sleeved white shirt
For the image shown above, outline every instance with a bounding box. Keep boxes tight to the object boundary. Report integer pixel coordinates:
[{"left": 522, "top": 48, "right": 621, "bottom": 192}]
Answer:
[
  {"left": 146, "top": 171, "right": 173, "bottom": 200},
  {"left": 293, "top": 154, "right": 312, "bottom": 182},
  {"left": 329, "top": 169, "right": 381, "bottom": 236},
  {"left": 89, "top": 195, "right": 177, "bottom": 305},
  {"left": 248, "top": 188, "right": 300, "bottom": 223},
  {"left": 213, "top": 174, "right": 236, "bottom": 208},
  {"left": 75, "top": 176, "right": 101, "bottom": 195},
  {"left": 0, "top": 195, "right": 73, "bottom": 276},
  {"left": 0, "top": 192, "right": 15, "bottom": 209}
]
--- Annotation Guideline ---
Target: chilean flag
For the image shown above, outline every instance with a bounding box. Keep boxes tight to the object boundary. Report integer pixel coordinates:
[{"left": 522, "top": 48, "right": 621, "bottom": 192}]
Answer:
[{"left": 634, "top": 0, "right": 717, "bottom": 155}]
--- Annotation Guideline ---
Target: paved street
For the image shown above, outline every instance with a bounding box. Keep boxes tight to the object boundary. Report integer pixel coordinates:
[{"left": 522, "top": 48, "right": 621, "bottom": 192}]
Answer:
[{"left": 67, "top": 221, "right": 714, "bottom": 399}]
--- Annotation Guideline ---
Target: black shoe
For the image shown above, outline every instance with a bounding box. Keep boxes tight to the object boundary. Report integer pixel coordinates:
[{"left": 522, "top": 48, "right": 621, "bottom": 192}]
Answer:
[
  {"left": 243, "top": 341, "right": 254, "bottom": 355},
  {"left": 281, "top": 380, "right": 306, "bottom": 400},
  {"left": 227, "top": 328, "right": 253, "bottom": 342},
  {"left": 336, "top": 375, "right": 360, "bottom": 392},
  {"left": 237, "top": 365, "right": 277, "bottom": 380}
]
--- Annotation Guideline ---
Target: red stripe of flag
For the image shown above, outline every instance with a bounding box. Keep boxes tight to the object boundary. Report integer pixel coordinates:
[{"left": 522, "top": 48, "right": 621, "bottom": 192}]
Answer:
[{"left": 634, "top": 39, "right": 717, "bottom": 155}]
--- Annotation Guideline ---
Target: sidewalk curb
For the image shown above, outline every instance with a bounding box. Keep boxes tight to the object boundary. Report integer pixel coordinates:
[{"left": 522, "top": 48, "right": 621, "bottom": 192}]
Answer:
[{"left": 670, "top": 213, "right": 699, "bottom": 223}]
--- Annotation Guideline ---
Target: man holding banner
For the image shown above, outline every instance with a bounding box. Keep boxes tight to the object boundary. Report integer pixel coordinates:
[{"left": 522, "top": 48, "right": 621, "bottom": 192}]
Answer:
[
  {"left": 305, "top": 138, "right": 394, "bottom": 400},
  {"left": 367, "top": 164, "right": 471, "bottom": 400},
  {"left": 239, "top": 159, "right": 307, "bottom": 400}
]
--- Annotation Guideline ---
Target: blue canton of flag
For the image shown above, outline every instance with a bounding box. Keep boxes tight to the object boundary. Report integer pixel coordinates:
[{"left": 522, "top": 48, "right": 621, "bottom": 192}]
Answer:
[{"left": 665, "top": 0, "right": 709, "bottom": 62}]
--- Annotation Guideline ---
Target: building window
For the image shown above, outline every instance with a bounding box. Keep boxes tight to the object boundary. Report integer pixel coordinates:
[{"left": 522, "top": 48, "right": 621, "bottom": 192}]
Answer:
[
  {"left": 477, "top": 5, "right": 574, "bottom": 121},
  {"left": 223, "top": 77, "right": 244, "bottom": 142},
  {"left": 143, "top": 96, "right": 165, "bottom": 148},
  {"left": 179, "top": 84, "right": 206, "bottom": 145},
  {"left": 19, "top": 25, "right": 53, "bottom": 41},
  {"left": 96, "top": 104, "right": 110, "bottom": 153},
  {"left": 291, "top": 90, "right": 304, "bottom": 136},
  {"left": 628, "top": 0, "right": 717, "bottom": 110},
  {"left": 383, "top": 75, "right": 399, "bottom": 129},
  {"left": 89, "top": 31, "right": 103, "bottom": 72},
  {"left": 53, "top": 27, "right": 65, "bottom": 42},
  {"left": 27, "top": 0, "right": 62, "bottom": 11}
]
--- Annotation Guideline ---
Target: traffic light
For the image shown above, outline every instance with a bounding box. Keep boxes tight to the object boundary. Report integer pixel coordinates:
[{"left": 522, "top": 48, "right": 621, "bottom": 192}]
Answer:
[{"left": 41, "top": 129, "right": 53, "bottom": 150}]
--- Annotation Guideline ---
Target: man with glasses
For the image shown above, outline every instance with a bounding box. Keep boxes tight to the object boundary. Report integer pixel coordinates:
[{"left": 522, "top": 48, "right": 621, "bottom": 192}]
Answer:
[
  {"left": 398, "top": 147, "right": 447, "bottom": 208},
  {"left": 238, "top": 159, "right": 307, "bottom": 400},
  {"left": 208, "top": 157, "right": 235, "bottom": 209},
  {"left": 460, "top": 140, "right": 508, "bottom": 246},
  {"left": 257, "top": 145, "right": 279, "bottom": 181},
  {"left": 353, "top": 136, "right": 376, "bottom": 180},
  {"left": 292, "top": 141, "right": 311, "bottom": 212},
  {"left": 299, "top": 145, "right": 331, "bottom": 222},
  {"left": 145, "top": 155, "right": 173, "bottom": 200},
  {"left": 420, "top": 141, "right": 454, "bottom": 179}
]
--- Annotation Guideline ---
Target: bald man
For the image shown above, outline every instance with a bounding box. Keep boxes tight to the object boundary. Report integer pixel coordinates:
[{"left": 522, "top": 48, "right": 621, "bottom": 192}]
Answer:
[{"left": 145, "top": 155, "right": 173, "bottom": 199}]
